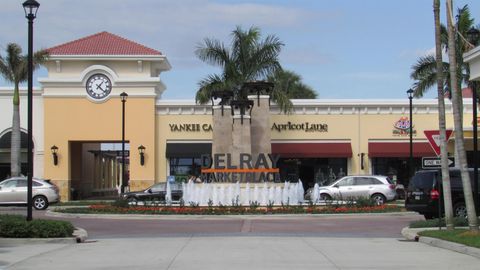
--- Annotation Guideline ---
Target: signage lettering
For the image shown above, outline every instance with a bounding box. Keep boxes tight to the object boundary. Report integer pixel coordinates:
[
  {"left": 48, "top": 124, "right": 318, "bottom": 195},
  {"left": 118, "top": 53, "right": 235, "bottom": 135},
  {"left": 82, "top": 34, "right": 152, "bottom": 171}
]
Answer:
[
  {"left": 271, "top": 122, "right": 328, "bottom": 133},
  {"left": 200, "top": 153, "right": 281, "bottom": 182},
  {"left": 393, "top": 117, "right": 416, "bottom": 136},
  {"left": 169, "top": 123, "right": 212, "bottom": 132}
]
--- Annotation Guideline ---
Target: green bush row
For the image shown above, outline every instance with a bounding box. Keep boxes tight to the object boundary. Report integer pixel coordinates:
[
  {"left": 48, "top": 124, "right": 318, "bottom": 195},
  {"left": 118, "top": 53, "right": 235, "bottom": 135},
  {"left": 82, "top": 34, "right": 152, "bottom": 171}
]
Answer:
[{"left": 0, "top": 215, "right": 75, "bottom": 238}]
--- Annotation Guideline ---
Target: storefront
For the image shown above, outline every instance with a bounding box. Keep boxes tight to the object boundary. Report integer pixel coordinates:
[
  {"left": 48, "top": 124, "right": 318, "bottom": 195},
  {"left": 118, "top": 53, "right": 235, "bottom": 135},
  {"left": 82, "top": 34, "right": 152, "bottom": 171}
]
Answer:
[{"left": 2, "top": 31, "right": 478, "bottom": 201}]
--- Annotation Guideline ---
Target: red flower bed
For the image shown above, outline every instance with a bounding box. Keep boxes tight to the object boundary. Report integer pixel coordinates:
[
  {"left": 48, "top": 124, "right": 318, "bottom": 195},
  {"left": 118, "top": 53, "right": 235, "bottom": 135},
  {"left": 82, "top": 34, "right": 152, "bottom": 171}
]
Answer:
[{"left": 80, "top": 204, "right": 400, "bottom": 215}]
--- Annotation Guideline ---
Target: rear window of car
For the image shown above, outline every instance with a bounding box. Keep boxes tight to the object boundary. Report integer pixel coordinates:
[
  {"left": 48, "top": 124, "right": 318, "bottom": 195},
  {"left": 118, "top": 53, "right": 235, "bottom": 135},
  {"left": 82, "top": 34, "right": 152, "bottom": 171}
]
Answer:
[{"left": 409, "top": 171, "right": 435, "bottom": 189}]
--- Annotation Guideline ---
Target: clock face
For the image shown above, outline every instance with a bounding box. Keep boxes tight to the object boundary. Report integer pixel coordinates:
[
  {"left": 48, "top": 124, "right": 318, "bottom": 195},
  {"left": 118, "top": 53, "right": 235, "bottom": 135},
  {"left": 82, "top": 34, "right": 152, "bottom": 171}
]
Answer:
[{"left": 86, "top": 74, "right": 112, "bottom": 100}]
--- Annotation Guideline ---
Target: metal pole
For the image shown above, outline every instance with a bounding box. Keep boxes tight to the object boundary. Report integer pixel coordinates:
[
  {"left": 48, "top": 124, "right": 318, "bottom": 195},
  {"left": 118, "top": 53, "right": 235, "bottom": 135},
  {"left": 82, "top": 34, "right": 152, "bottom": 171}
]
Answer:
[
  {"left": 121, "top": 98, "right": 126, "bottom": 193},
  {"left": 409, "top": 95, "right": 413, "bottom": 180},
  {"left": 26, "top": 14, "right": 34, "bottom": 221},
  {"left": 473, "top": 82, "right": 478, "bottom": 210}
]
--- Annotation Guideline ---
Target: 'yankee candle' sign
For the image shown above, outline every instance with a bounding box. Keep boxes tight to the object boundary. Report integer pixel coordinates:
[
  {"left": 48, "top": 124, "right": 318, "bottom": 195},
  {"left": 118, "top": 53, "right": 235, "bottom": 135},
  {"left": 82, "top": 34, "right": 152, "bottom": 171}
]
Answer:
[
  {"left": 272, "top": 122, "right": 328, "bottom": 132},
  {"left": 169, "top": 123, "right": 212, "bottom": 132},
  {"left": 200, "top": 153, "right": 280, "bottom": 182}
]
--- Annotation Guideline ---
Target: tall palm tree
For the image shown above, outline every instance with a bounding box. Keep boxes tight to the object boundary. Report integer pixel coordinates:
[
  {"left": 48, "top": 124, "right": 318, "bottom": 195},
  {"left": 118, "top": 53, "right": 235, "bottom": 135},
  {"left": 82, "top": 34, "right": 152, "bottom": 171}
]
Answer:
[
  {"left": 267, "top": 69, "right": 317, "bottom": 99},
  {"left": 411, "top": 5, "right": 478, "bottom": 98},
  {"left": 434, "top": 0, "right": 454, "bottom": 230},
  {"left": 195, "top": 26, "right": 293, "bottom": 113},
  {"left": 446, "top": 0, "right": 477, "bottom": 231},
  {"left": 0, "top": 43, "right": 48, "bottom": 177}
]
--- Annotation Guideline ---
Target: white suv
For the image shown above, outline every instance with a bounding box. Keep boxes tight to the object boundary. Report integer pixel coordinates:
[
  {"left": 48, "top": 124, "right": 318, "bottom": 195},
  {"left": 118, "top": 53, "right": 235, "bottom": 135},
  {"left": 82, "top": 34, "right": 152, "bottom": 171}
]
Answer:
[
  {"left": 0, "top": 177, "right": 60, "bottom": 210},
  {"left": 317, "top": 175, "right": 397, "bottom": 205}
]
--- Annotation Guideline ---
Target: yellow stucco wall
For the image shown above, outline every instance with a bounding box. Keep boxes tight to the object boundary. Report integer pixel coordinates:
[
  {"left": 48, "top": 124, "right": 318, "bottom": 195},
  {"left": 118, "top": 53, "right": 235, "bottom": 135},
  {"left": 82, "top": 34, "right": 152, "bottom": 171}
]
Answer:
[{"left": 44, "top": 97, "right": 156, "bottom": 200}]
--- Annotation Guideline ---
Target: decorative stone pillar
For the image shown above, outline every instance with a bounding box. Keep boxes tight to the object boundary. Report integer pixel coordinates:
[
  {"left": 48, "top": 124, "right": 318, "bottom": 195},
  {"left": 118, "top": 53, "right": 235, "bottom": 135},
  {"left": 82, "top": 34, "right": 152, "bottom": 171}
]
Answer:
[
  {"left": 212, "top": 105, "right": 233, "bottom": 157},
  {"left": 248, "top": 95, "right": 272, "bottom": 164},
  {"left": 232, "top": 115, "right": 252, "bottom": 173}
]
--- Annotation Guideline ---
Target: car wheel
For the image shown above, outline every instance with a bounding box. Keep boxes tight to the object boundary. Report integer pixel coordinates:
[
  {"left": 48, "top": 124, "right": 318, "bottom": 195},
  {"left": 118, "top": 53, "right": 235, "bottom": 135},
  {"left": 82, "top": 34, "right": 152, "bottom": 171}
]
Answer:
[
  {"left": 453, "top": 202, "right": 467, "bottom": 219},
  {"left": 320, "top": 193, "right": 332, "bottom": 201},
  {"left": 127, "top": 197, "right": 138, "bottom": 204},
  {"left": 33, "top": 195, "right": 49, "bottom": 210},
  {"left": 371, "top": 194, "right": 386, "bottom": 205}
]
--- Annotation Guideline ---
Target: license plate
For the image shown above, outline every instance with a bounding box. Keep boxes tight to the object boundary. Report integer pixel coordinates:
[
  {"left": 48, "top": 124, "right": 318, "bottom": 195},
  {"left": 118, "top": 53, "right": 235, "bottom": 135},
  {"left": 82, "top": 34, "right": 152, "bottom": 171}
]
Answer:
[{"left": 415, "top": 196, "right": 420, "bottom": 200}]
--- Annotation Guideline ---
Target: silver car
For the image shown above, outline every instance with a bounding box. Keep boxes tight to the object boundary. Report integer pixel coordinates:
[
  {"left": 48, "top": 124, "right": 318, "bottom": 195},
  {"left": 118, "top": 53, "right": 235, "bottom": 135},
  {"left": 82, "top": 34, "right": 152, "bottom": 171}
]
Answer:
[
  {"left": 0, "top": 177, "right": 60, "bottom": 210},
  {"left": 317, "top": 175, "right": 397, "bottom": 205}
]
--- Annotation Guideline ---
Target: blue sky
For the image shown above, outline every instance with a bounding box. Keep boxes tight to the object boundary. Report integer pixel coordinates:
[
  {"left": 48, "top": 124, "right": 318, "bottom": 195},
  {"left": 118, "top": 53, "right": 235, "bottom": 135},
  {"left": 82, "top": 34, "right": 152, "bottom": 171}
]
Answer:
[{"left": 0, "top": 0, "right": 479, "bottom": 99}]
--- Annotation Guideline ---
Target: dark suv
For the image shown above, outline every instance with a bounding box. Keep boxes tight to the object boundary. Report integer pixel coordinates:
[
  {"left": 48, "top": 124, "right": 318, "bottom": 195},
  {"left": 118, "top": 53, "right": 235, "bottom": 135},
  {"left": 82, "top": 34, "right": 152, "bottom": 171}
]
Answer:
[{"left": 405, "top": 168, "right": 479, "bottom": 219}]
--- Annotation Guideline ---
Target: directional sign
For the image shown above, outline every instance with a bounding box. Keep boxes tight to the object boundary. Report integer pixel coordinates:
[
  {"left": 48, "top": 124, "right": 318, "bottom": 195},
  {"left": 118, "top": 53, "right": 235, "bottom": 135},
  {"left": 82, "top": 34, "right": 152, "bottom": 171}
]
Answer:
[
  {"left": 422, "top": 157, "right": 455, "bottom": 169},
  {"left": 424, "top": 130, "right": 453, "bottom": 156}
]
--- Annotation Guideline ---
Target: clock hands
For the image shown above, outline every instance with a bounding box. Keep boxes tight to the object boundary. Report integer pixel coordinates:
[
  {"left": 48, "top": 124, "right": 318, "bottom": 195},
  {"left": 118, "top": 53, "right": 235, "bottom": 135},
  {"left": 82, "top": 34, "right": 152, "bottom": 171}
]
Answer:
[{"left": 96, "top": 81, "right": 105, "bottom": 91}]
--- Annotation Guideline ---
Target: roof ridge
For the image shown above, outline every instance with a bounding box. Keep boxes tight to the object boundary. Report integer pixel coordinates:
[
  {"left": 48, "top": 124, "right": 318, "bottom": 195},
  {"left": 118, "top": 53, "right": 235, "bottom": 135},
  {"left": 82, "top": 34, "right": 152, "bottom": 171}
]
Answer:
[{"left": 46, "top": 31, "right": 162, "bottom": 56}]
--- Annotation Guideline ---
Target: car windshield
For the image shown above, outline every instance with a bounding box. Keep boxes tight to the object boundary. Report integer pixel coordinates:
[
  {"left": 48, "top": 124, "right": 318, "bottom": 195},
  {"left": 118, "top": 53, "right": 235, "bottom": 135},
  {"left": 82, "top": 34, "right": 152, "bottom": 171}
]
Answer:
[
  {"left": 409, "top": 171, "right": 435, "bottom": 189},
  {"left": 150, "top": 183, "right": 166, "bottom": 191}
]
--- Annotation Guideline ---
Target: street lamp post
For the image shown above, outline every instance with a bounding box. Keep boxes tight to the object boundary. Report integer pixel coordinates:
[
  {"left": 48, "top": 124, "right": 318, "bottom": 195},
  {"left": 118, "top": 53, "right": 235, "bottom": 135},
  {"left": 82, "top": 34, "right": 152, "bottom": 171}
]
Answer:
[
  {"left": 120, "top": 92, "right": 128, "bottom": 193},
  {"left": 407, "top": 89, "right": 414, "bottom": 182},
  {"left": 23, "top": 0, "right": 40, "bottom": 222}
]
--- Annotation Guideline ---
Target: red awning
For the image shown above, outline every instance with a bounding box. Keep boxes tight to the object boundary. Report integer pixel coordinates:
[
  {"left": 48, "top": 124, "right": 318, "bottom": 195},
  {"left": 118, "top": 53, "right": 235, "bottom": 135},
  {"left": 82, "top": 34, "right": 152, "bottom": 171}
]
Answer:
[
  {"left": 271, "top": 142, "right": 352, "bottom": 158},
  {"left": 368, "top": 142, "right": 436, "bottom": 157}
]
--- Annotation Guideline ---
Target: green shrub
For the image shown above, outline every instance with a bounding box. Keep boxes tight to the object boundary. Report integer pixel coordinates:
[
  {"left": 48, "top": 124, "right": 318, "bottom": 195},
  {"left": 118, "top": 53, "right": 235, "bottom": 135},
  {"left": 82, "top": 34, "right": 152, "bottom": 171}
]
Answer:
[
  {"left": 0, "top": 215, "right": 74, "bottom": 238},
  {"left": 111, "top": 198, "right": 130, "bottom": 208}
]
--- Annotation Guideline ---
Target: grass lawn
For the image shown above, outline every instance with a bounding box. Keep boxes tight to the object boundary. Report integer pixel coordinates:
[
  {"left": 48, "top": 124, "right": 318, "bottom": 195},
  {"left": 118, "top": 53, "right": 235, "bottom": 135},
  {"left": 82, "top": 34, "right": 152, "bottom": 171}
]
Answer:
[{"left": 418, "top": 229, "right": 480, "bottom": 249}]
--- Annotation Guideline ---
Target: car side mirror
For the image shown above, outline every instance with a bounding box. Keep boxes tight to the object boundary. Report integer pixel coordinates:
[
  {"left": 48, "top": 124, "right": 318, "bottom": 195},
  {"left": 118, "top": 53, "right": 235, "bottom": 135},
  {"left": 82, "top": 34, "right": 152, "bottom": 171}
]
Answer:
[
  {"left": 333, "top": 184, "right": 339, "bottom": 188},
  {"left": 147, "top": 189, "right": 152, "bottom": 194}
]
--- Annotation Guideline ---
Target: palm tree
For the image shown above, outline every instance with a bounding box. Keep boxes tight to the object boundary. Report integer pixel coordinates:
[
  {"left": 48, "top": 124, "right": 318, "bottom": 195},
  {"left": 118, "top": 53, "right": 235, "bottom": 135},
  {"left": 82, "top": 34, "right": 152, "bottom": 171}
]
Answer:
[
  {"left": 195, "top": 26, "right": 294, "bottom": 113},
  {"left": 267, "top": 69, "right": 317, "bottom": 99},
  {"left": 446, "top": 0, "right": 478, "bottom": 231},
  {"left": 434, "top": 0, "right": 454, "bottom": 230},
  {"left": 0, "top": 43, "right": 48, "bottom": 177},
  {"left": 410, "top": 5, "right": 478, "bottom": 98}
]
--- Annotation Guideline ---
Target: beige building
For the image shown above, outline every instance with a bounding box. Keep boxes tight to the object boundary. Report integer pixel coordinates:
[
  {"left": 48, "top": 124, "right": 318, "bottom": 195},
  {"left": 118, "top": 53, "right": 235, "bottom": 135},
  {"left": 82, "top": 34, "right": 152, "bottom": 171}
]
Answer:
[{"left": 2, "top": 31, "right": 479, "bottom": 201}]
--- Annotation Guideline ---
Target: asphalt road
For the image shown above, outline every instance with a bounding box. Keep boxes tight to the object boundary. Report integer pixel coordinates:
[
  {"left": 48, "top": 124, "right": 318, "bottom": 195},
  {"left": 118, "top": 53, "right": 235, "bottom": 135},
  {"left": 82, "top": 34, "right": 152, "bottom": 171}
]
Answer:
[{"left": 0, "top": 206, "right": 424, "bottom": 239}]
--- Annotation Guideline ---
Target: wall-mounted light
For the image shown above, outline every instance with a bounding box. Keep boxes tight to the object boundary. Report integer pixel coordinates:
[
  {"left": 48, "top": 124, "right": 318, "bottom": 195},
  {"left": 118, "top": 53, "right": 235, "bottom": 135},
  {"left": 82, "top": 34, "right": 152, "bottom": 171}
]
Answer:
[
  {"left": 358, "top": 152, "right": 365, "bottom": 170},
  {"left": 138, "top": 145, "right": 145, "bottom": 166},
  {"left": 51, "top": 145, "right": 58, "bottom": 166}
]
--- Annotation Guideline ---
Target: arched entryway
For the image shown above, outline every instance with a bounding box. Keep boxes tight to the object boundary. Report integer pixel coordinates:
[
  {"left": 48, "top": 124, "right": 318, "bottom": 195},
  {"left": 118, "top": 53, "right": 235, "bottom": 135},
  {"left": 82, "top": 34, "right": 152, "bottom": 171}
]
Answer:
[{"left": 0, "top": 130, "right": 31, "bottom": 180}]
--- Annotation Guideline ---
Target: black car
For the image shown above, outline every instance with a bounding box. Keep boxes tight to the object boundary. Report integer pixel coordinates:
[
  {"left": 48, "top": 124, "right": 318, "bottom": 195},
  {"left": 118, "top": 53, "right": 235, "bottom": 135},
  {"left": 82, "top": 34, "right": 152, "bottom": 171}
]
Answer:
[
  {"left": 120, "top": 182, "right": 183, "bottom": 203},
  {"left": 405, "top": 168, "right": 479, "bottom": 219}
]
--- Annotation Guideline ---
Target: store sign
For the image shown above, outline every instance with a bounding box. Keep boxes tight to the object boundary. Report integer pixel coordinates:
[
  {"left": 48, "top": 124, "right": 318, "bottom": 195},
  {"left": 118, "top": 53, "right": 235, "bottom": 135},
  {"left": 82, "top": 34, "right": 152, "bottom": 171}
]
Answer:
[
  {"left": 392, "top": 117, "right": 416, "bottom": 136},
  {"left": 200, "top": 153, "right": 281, "bottom": 182},
  {"left": 271, "top": 122, "right": 328, "bottom": 133},
  {"left": 169, "top": 123, "right": 212, "bottom": 132}
]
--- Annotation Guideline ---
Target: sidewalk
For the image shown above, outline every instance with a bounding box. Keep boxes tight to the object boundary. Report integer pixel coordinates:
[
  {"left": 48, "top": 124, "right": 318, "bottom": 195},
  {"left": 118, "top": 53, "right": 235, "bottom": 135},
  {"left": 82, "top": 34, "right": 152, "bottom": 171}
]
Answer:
[
  {"left": 3, "top": 236, "right": 480, "bottom": 270},
  {"left": 401, "top": 226, "right": 480, "bottom": 259}
]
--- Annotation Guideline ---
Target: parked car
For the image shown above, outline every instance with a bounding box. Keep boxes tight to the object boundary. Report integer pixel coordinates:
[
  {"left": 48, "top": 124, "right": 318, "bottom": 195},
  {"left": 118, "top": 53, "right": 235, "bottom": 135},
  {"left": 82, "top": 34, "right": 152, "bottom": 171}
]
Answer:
[
  {"left": 306, "top": 175, "right": 397, "bottom": 205},
  {"left": 405, "top": 168, "right": 478, "bottom": 219},
  {"left": 0, "top": 177, "right": 60, "bottom": 210},
  {"left": 120, "top": 182, "right": 183, "bottom": 203}
]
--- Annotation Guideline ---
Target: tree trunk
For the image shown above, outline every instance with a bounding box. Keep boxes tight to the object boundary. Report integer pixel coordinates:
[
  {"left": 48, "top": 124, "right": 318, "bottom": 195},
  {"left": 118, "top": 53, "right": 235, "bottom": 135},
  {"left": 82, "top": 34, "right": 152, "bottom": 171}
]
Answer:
[
  {"left": 10, "top": 84, "right": 21, "bottom": 177},
  {"left": 446, "top": 0, "right": 478, "bottom": 231},
  {"left": 435, "top": 0, "right": 454, "bottom": 230}
]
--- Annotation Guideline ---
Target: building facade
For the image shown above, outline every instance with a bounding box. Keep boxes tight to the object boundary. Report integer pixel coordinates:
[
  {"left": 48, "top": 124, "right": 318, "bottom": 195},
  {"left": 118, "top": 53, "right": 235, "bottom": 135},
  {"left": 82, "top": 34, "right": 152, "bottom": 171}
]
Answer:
[{"left": 1, "top": 32, "right": 479, "bottom": 201}]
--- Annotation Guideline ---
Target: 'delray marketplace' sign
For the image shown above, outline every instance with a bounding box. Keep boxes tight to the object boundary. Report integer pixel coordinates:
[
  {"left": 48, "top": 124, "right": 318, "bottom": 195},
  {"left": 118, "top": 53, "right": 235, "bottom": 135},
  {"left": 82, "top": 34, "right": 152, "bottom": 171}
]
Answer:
[{"left": 200, "top": 153, "right": 280, "bottom": 182}]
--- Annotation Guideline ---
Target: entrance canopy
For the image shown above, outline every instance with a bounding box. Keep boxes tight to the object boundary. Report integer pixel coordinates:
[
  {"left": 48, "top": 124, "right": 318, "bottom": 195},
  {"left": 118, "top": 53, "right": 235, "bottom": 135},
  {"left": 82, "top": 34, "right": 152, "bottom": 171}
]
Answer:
[
  {"left": 166, "top": 142, "right": 212, "bottom": 158},
  {"left": 271, "top": 141, "right": 352, "bottom": 158},
  {"left": 368, "top": 141, "right": 435, "bottom": 157}
]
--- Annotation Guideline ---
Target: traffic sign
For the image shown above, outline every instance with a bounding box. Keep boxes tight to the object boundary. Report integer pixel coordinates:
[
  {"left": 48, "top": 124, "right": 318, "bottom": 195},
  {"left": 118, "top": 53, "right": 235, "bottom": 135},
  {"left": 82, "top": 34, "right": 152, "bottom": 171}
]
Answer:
[
  {"left": 422, "top": 157, "right": 455, "bottom": 169},
  {"left": 424, "top": 130, "right": 453, "bottom": 156}
]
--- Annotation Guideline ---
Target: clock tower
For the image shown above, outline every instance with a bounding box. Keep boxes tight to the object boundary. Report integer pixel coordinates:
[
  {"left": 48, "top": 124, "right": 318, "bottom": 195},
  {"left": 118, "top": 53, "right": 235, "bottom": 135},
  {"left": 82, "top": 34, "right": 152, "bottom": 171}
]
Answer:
[{"left": 39, "top": 32, "right": 170, "bottom": 200}]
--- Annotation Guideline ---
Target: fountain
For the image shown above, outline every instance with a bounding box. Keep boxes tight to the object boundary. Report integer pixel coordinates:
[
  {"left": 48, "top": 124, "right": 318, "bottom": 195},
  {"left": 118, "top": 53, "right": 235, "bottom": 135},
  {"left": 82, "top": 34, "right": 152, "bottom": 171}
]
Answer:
[{"left": 179, "top": 179, "right": 306, "bottom": 206}]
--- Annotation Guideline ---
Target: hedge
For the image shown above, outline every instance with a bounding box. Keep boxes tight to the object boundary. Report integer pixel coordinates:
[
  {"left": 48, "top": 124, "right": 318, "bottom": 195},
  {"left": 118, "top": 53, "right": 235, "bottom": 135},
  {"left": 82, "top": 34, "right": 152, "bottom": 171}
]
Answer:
[{"left": 0, "top": 215, "right": 74, "bottom": 238}]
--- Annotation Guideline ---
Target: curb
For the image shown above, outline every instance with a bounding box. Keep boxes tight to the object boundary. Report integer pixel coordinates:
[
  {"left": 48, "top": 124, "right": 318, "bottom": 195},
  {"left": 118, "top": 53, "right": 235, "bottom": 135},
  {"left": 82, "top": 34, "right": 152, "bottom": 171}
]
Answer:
[
  {"left": 47, "top": 209, "right": 415, "bottom": 220},
  {"left": 401, "top": 226, "right": 480, "bottom": 259},
  {"left": 0, "top": 227, "right": 88, "bottom": 245}
]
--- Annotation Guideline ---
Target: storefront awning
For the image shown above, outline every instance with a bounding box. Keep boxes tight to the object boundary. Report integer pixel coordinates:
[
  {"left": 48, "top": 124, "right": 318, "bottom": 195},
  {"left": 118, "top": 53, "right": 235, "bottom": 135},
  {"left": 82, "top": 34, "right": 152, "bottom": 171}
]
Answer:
[
  {"left": 166, "top": 143, "right": 212, "bottom": 158},
  {"left": 368, "top": 141, "right": 436, "bottom": 157},
  {"left": 271, "top": 142, "right": 352, "bottom": 158}
]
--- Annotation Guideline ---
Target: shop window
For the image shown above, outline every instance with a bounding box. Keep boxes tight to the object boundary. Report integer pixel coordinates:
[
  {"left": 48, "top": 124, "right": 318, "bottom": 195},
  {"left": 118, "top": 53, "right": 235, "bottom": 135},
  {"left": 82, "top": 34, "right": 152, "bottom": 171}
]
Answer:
[{"left": 169, "top": 157, "right": 201, "bottom": 183}]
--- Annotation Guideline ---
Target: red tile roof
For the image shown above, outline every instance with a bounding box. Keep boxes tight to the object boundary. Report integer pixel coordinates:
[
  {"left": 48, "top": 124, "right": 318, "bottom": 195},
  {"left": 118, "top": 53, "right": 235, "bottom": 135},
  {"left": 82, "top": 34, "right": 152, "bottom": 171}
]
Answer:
[{"left": 47, "top": 31, "right": 162, "bottom": 56}]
